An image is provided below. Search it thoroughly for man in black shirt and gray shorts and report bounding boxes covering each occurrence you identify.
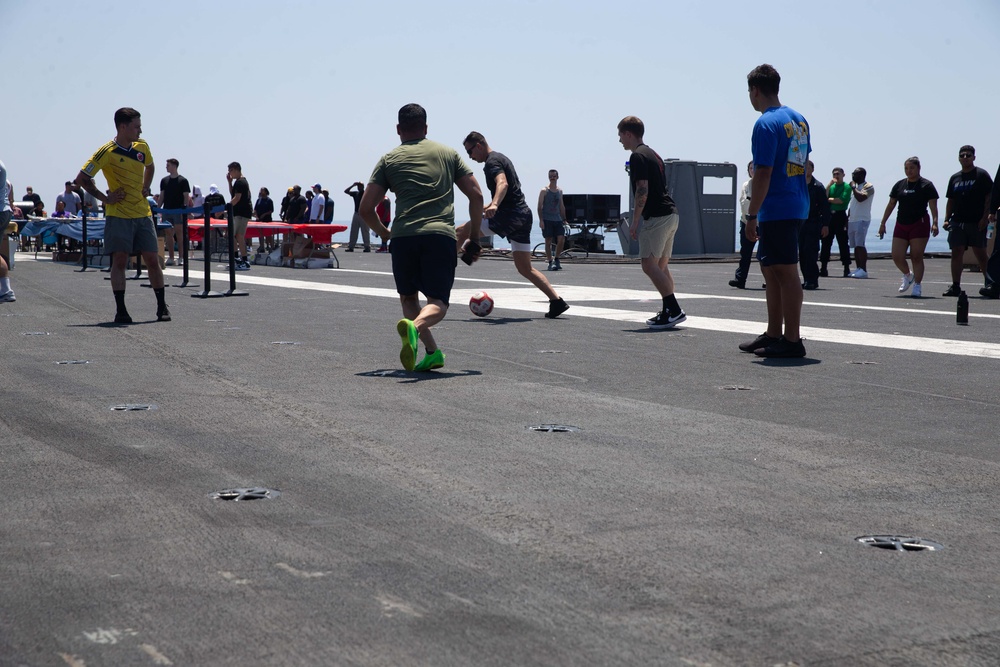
[460,132,568,319]
[617,116,686,329]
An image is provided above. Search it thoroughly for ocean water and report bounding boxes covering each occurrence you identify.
[327,220,953,257]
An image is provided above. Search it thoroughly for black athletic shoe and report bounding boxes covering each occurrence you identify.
[754,336,806,358]
[647,310,687,329]
[545,298,569,319]
[819,268,829,277]
[843,266,851,278]
[114,312,133,325]
[802,281,818,290]
[157,305,171,322]
[739,332,779,353]
[980,284,1000,299]
[728,279,746,289]
[344,247,354,252]
[942,284,962,297]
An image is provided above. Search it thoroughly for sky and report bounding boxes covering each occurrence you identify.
[3,0,999,250]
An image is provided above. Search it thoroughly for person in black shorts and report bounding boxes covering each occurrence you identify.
[458,132,568,319]
[942,145,993,296]
[358,103,484,372]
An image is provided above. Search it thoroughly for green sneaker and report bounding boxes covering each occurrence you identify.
[414,349,445,372]
[396,319,418,371]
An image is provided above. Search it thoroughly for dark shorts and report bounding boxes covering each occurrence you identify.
[947,221,986,249]
[756,219,802,267]
[893,214,930,242]
[541,219,565,239]
[162,213,185,228]
[488,208,532,245]
[390,233,457,306]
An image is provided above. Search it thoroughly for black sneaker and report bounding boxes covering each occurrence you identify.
[545,297,569,319]
[802,281,818,290]
[942,284,962,297]
[819,268,829,277]
[728,279,746,289]
[114,312,133,325]
[739,332,779,353]
[157,305,171,322]
[843,266,851,278]
[754,336,806,358]
[344,247,354,252]
[980,284,1000,299]
[647,310,686,329]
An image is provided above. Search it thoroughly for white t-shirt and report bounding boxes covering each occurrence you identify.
[309,193,325,221]
[847,182,875,222]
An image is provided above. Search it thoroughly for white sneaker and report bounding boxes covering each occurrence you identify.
[0,290,15,303]
[165,258,175,266]
[912,283,922,298]
[852,268,868,279]
[898,274,914,293]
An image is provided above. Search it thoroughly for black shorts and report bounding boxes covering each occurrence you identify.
[947,221,986,249]
[757,219,803,267]
[488,208,532,245]
[542,219,565,239]
[390,233,457,305]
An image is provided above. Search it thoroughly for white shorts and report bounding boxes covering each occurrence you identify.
[848,219,870,248]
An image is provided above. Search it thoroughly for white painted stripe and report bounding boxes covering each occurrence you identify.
[154,269,1000,360]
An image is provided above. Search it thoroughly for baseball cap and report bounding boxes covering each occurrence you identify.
[313,183,322,189]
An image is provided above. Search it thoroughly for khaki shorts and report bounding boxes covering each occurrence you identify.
[638,213,679,259]
[233,216,250,237]
[104,216,158,255]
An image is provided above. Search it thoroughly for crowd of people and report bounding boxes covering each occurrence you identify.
[3,69,1000,366]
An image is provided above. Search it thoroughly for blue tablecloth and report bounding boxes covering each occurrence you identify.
[20,218,171,242]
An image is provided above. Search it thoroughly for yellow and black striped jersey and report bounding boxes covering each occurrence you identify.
[81,139,153,218]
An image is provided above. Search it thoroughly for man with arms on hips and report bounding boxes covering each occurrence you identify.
[537,169,567,271]
[359,103,484,372]
[942,145,993,297]
[460,131,569,319]
[75,107,170,324]
[730,160,759,289]
[740,64,811,358]
[156,158,192,266]
[226,162,253,270]
[846,167,874,278]
[617,116,686,329]
[0,160,16,303]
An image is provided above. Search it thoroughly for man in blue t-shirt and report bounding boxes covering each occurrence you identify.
[740,64,811,359]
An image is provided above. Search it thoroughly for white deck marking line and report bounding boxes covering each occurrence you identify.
[158,270,1000,360]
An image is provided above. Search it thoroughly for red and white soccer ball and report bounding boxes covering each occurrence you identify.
[469,291,494,317]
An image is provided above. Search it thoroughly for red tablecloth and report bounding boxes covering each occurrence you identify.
[185,219,346,243]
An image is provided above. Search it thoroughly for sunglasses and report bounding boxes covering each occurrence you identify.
[959,153,974,158]
[465,142,479,156]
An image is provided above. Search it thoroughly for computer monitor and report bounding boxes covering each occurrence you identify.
[562,194,588,223]
[586,194,621,224]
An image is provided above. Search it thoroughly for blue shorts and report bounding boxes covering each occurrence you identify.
[542,219,565,239]
[390,233,457,305]
[488,208,532,245]
[756,219,802,267]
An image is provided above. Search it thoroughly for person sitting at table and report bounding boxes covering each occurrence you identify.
[51,200,77,218]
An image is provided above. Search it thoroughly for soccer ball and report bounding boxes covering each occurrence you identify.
[469,291,494,317]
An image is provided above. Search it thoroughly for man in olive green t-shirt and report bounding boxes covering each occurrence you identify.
[821,166,852,277]
[360,103,484,372]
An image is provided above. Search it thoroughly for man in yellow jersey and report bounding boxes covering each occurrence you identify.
[75,108,170,324]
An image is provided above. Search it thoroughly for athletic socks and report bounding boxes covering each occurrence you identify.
[154,287,166,308]
[114,289,127,314]
[663,294,681,317]
[0,277,10,293]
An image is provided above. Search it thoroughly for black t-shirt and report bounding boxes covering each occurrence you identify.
[159,175,191,209]
[629,144,677,219]
[890,177,939,225]
[946,167,993,223]
[203,192,226,219]
[484,152,530,218]
[231,177,253,217]
[254,196,274,222]
[286,194,308,223]
[324,196,334,222]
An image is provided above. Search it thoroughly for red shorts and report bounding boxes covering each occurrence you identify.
[893,214,930,242]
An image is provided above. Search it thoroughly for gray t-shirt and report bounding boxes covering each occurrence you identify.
[541,187,563,222]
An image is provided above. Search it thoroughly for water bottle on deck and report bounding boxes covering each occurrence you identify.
[957,291,969,325]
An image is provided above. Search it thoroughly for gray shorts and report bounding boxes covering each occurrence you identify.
[104,216,158,255]
[234,215,250,237]
[638,212,679,259]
